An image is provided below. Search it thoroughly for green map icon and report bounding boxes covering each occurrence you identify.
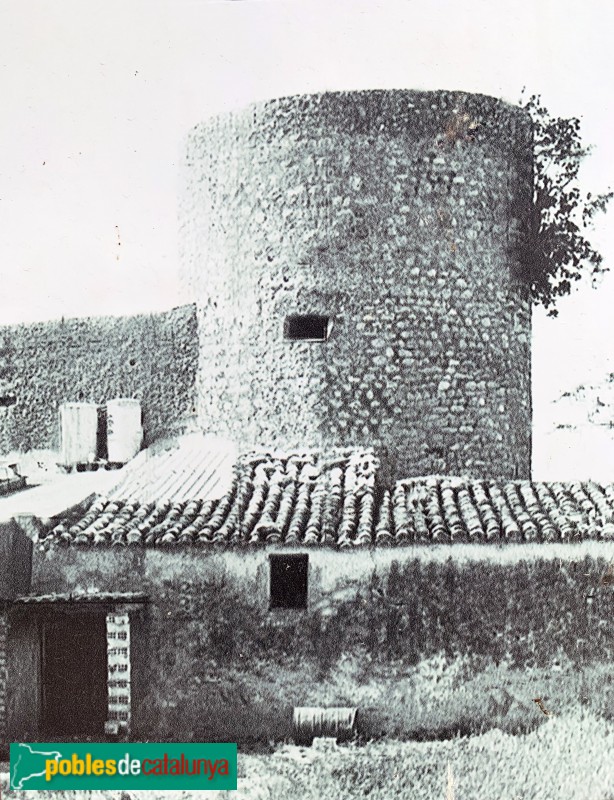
[10,743,63,789]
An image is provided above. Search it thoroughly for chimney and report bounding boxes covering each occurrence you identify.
[0,519,33,600]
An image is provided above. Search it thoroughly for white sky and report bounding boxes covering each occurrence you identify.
[1,0,613,479]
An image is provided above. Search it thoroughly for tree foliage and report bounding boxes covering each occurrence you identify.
[520,92,613,316]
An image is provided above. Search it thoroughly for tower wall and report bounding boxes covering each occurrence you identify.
[180,89,533,480]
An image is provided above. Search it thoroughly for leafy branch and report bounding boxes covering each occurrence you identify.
[519,92,613,317]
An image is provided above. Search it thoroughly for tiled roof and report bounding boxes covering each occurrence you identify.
[0,470,118,524]
[40,449,614,548]
[105,433,235,505]
[42,449,377,548]
[13,592,148,604]
[390,477,614,544]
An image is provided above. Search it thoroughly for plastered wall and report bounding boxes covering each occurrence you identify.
[3,542,610,744]
[0,611,8,745]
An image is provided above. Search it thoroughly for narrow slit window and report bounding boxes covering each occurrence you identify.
[269,554,309,609]
[284,315,331,341]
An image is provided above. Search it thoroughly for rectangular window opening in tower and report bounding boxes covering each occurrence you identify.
[284,315,331,342]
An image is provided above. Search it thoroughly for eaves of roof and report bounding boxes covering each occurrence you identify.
[13,591,148,604]
[39,448,614,549]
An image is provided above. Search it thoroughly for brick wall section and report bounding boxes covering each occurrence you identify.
[0,304,198,454]
[0,610,8,744]
[180,89,533,481]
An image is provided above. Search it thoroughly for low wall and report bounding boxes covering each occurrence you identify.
[0,304,198,455]
[6,542,612,743]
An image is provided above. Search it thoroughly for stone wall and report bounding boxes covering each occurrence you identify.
[0,610,7,747]
[0,304,198,455]
[180,89,533,481]
[4,542,612,744]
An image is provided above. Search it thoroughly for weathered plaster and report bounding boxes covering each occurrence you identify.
[6,542,610,743]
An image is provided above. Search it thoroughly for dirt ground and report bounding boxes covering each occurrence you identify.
[2,712,614,800]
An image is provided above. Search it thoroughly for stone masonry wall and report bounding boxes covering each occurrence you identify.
[0,304,198,454]
[180,89,533,481]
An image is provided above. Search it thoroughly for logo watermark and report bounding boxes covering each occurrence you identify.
[10,742,237,791]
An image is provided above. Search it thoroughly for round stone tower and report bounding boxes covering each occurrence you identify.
[180,89,533,481]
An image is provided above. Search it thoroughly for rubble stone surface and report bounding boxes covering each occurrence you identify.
[180,89,533,480]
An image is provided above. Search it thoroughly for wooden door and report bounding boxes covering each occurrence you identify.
[41,613,108,737]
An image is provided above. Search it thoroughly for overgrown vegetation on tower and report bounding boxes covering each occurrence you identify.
[520,93,613,316]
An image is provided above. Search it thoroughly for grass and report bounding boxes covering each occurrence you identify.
[242,713,614,800]
[2,712,614,799]
[5,651,614,798]
[174,650,614,742]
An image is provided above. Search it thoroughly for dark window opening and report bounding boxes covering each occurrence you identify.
[270,554,309,609]
[0,395,16,408]
[284,315,331,342]
[41,612,108,737]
